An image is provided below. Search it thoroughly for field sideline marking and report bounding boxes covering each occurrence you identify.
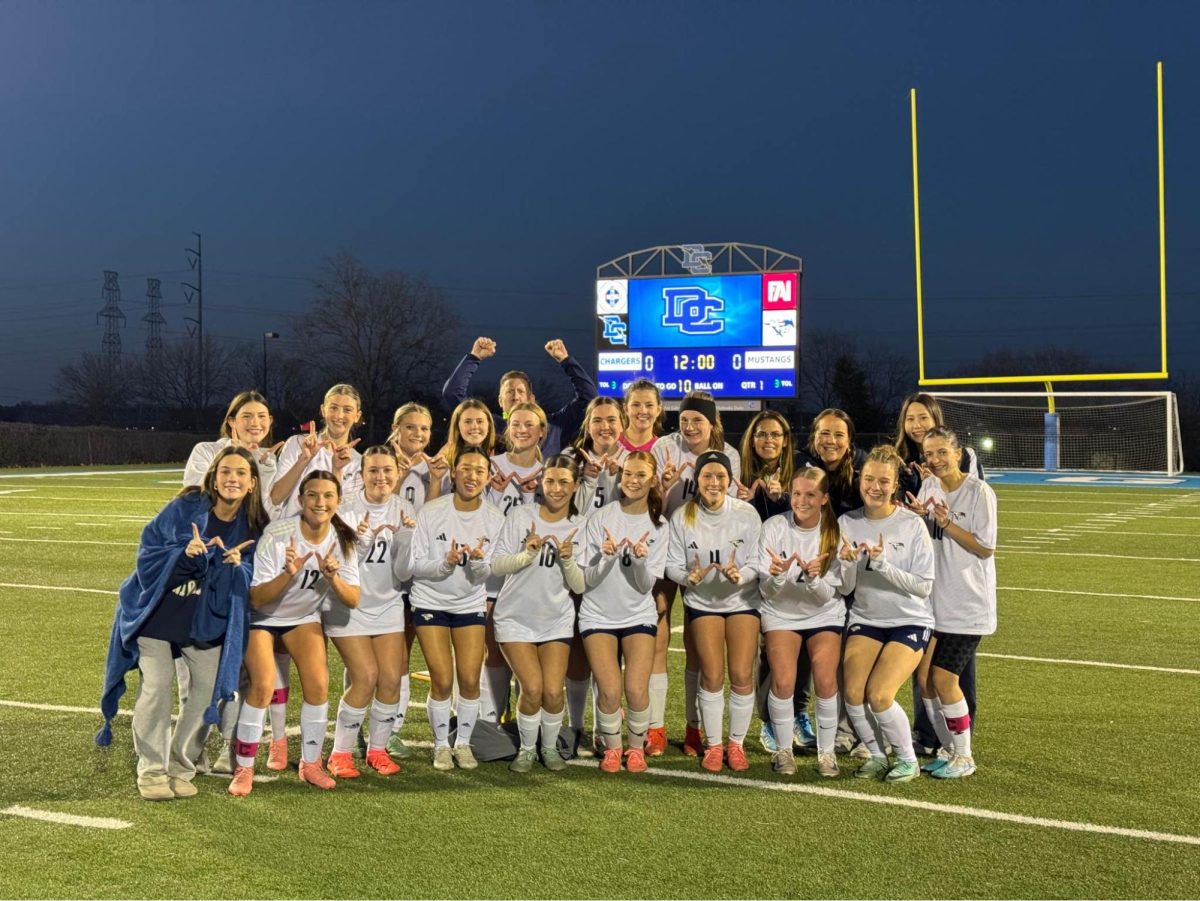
[0,468,183,479]
[0,537,139,547]
[998,549,1200,563]
[1,805,131,831]
[999,586,1200,603]
[978,652,1199,676]
[0,582,119,596]
[563,760,1200,847]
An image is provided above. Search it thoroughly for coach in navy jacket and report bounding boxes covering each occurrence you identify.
[440,336,598,456]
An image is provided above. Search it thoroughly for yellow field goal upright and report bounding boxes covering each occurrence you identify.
[910,62,1169,387]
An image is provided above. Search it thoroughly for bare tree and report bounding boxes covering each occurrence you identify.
[800,330,858,412]
[132,337,244,428]
[54,353,132,424]
[294,252,462,442]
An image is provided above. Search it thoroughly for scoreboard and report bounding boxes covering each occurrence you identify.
[594,271,800,401]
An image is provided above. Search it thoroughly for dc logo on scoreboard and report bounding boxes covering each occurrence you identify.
[662,287,724,335]
[763,273,798,311]
[596,279,628,315]
[600,314,628,346]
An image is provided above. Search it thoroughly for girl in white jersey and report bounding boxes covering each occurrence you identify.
[481,402,547,723]
[180,390,285,775]
[491,454,586,773]
[620,377,663,454]
[912,427,996,779]
[649,392,741,757]
[571,396,627,512]
[432,398,497,496]
[665,451,762,773]
[270,384,364,518]
[580,451,668,774]
[323,446,417,779]
[408,446,506,771]
[758,466,844,777]
[838,445,936,785]
[232,472,362,796]
[380,401,440,760]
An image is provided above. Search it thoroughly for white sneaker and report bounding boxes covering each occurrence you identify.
[453,745,479,770]
[833,732,855,754]
[816,752,840,778]
[432,746,454,771]
[771,748,796,775]
[849,740,872,760]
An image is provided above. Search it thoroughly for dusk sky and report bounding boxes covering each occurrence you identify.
[2,1,1197,404]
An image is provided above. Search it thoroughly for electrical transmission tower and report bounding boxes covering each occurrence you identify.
[143,277,165,361]
[96,270,126,362]
[182,232,204,408]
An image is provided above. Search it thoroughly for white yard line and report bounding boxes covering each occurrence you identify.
[0,468,183,479]
[998,586,1200,603]
[1,805,131,831]
[978,652,1199,676]
[0,582,118,596]
[999,549,1200,563]
[0,537,138,547]
[563,760,1200,847]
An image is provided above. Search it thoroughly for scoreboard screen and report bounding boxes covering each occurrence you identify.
[594,271,800,400]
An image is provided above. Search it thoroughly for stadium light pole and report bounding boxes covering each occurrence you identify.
[262,331,280,393]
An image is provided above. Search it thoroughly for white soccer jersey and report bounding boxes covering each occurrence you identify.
[484,453,545,597]
[322,493,416,637]
[408,494,506,614]
[578,503,667,631]
[491,505,585,643]
[665,497,763,614]
[917,474,997,635]
[250,516,361,628]
[652,433,742,517]
[838,506,935,629]
[275,434,363,518]
[757,513,846,632]
[399,458,432,512]
[182,438,279,502]
[567,446,626,511]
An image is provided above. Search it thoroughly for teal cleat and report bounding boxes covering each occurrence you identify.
[921,750,951,775]
[932,755,977,779]
[885,759,920,783]
[759,721,780,753]
[854,756,890,780]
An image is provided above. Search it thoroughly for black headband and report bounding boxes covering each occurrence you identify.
[678,396,718,425]
[694,450,732,482]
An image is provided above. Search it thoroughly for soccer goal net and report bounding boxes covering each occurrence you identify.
[929,392,1184,475]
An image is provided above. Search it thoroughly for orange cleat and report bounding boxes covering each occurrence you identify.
[228,766,255,797]
[365,748,400,776]
[266,738,289,772]
[701,744,724,773]
[645,727,667,757]
[326,751,361,779]
[599,748,623,773]
[625,748,648,773]
[726,741,750,772]
[682,725,704,757]
[298,758,337,789]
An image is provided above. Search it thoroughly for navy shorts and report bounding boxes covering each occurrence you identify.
[579,623,657,641]
[931,632,981,675]
[250,623,305,638]
[684,606,761,624]
[846,622,931,652]
[411,607,486,629]
[794,625,844,640]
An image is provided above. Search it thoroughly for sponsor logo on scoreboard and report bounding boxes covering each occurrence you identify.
[744,349,795,370]
[597,351,644,371]
[761,309,797,347]
[762,273,798,311]
[596,279,628,315]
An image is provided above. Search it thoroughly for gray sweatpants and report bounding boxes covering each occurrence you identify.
[133,637,220,785]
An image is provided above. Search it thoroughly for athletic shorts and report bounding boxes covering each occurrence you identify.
[846,622,931,652]
[931,632,981,675]
[250,623,306,638]
[410,607,486,629]
[579,623,657,641]
[781,624,844,641]
[684,606,761,624]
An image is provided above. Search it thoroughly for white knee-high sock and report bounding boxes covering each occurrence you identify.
[270,653,290,741]
[368,699,399,751]
[684,669,701,729]
[597,707,623,750]
[922,696,954,753]
[698,687,724,747]
[333,699,367,754]
[768,691,794,749]
[481,665,511,723]
[648,673,668,728]
[627,705,650,750]
[299,702,329,764]
[427,696,452,749]
[517,710,540,751]
[566,678,590,731]
[873,701,916,763]
[392,674,410,735]
[728,689,754,746]
[540,707,564,751]
[942,697,973,758]
[815,694,840,754]
[455,697,480,747]
[846,702,885,758]
[234,703,266,768]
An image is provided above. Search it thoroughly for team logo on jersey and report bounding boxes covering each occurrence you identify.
[600,314,628,346]
[889,542,906,551]
[662,287,724,335]
[688,541,699,549]
[436,532,447,541]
